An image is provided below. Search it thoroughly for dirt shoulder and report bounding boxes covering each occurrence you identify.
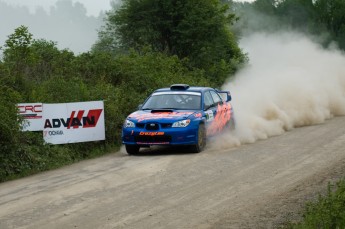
[0,117,345,229]
[210,154,345,229]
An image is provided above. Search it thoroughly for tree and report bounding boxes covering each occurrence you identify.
[3,26,33,72]
[313,0,345,49]
[232,0,345,51]
[94,0,245,85]
[253,0,278,15]
[276,0,315,29]
[1,26,36,95]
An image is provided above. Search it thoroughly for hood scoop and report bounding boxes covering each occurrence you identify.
[151,109,174,113]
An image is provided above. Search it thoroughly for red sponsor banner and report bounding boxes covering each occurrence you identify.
[43,101,105,144]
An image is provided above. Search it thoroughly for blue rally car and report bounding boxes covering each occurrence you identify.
[122,84,234,154]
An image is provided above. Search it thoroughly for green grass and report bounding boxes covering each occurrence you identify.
[289,179,345,229]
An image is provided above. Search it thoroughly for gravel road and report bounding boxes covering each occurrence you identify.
[1,117,345,229]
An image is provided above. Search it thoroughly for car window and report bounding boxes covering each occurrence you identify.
[142,92,201,110]
[204,91,214,109]
[210,91,222,105]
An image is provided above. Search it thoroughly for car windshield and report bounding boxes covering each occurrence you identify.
[142,92,201,110]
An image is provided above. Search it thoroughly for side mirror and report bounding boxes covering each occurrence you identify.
[217,90,232,102]
[226,92,232,102]
[137,104,143,110]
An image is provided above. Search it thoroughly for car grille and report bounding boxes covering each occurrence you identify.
[136,123,145,128]
[145,123,159,130]
[135,135,172,143]
[136,123,172,129]
[135,123,173,129]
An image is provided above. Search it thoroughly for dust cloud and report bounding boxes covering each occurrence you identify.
[212,32,345,149]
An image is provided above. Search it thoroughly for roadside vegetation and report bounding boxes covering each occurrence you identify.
[287,179,345,228]
[229,0,345,51]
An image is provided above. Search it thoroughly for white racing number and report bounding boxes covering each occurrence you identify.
[205,110,214,122]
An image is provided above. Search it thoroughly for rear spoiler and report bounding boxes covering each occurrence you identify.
[216,90,232,102]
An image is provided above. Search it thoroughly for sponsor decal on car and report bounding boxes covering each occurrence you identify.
[205,110,214,122]
[139,132,165,136]
[130,111,193,122]
[207,103,232,135]
[194,113,202,118]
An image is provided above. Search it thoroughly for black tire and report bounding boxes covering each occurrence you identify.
[125,145,140,155]
[191,124,206,153]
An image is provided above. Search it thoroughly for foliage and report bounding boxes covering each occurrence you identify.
[231,0,345,50]
[3,25,33,65]
[291,179,345,229]
[94,0,246,85]
[0,80,22,179]
[29,39,74,82]
[313,0,345,49]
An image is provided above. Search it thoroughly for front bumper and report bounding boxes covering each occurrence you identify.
[122,125,198,146]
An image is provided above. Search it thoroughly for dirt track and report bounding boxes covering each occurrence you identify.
[1,117,345,229]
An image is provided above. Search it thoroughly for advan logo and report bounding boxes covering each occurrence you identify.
[44,109,103,129]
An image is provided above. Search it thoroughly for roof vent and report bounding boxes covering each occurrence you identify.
[170,84,190,90]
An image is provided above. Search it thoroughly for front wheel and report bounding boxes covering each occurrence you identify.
[191,124,206,153]
[125,145,140,155]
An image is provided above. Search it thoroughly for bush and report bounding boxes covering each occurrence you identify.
[292,179,345,229]
[0,81,22,179]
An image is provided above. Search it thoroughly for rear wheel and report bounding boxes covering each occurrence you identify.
[125,145,140,155]
[191,124,206,153]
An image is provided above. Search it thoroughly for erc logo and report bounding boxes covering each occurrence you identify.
[17,104,43,119]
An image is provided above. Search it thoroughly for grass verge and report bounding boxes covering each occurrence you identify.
[288,178,345,228]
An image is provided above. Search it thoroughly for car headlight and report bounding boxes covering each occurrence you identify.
[172,119,191,128]
[124,119,135,128]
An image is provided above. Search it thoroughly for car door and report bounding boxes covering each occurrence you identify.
[203,90,217,135]
[204,90,230,135]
